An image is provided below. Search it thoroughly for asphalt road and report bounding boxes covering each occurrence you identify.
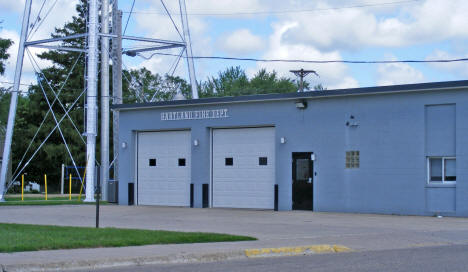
[74,244,468,272]
[3,206,468,271]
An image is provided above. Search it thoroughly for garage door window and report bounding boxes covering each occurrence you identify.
[225,157,233,166]
[178,158,186,166]
[149,158,157,166]
[259,157,268,166]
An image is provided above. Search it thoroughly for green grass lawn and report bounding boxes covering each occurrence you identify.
[0,200,108,206]
[5,196,72,201]
[1,195,107,206]
[0,223,256,253]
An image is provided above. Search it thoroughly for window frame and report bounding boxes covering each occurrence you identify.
[427,156,456,184]
[345,150,360,169]
[225,157,233,166]
[178,158,186,167]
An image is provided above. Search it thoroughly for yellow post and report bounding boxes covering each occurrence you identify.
[77,157,90,201]
[69,174,72,200]
[79,183,83,200]
[79,171,86,200]
[21,175,24,201]
[44,174,48,200]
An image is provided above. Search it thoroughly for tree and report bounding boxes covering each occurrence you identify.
[0,33,13,127]
[200,66,298,97]
[0,89,10,127]
[0,35,13,76]
[122,68,191,103]
[313,84,327,91]
[250,69,298,94]
[200,66,250,97]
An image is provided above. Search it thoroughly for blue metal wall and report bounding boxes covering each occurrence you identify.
[117,88,468,216]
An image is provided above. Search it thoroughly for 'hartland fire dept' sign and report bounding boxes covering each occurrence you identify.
[161,109,229,121]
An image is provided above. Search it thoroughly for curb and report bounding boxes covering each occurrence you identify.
[2,251,247,272]
[245,244,351,258]
[2,244,351,272]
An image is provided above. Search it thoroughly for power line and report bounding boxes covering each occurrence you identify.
[160,0,183,41]
[29,0,47,34]
[123,0,421,16]
[0,81,84,91]
[0,81,33,87]
[137,52,468,65]
[123,0,136,35]
[28,0,59,40]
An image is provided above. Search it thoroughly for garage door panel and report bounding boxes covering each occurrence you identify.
[213,127,275,209]
[137,131,191,206]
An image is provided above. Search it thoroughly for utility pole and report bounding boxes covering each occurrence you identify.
[84,0,99,202]
[179,0,199,99]
[100,0,110,201]
[290,69,319,92]
[112,2,122,186]
[0,0,32,201]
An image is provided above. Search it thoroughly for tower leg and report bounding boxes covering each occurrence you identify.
[84,0,100,202]
[179,0,199,99]
[0,0,33,200]
[100,0,110,201]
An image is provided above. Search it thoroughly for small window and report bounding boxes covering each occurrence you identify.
[445,159,456,181]
[178,158,186,166]
[149,159,156,166]
[259,157,268,166]
[429,157,456,183]
[225,157,233,166]
[429,158,442,181]
[345,151,360,168]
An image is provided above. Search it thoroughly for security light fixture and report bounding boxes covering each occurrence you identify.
[280,137,286,144]
[295,100,307,109]
[121,141,127,149]
[193,139,199,146]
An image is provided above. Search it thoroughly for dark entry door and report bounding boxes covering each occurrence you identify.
[292,152,314,210]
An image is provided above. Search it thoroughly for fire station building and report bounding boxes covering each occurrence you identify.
[113,80,468,216]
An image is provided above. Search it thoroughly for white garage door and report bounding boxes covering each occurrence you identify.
[212,127,275,209]
[137,130,191,206]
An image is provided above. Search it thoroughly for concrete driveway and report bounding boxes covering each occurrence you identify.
[2,204,468,251]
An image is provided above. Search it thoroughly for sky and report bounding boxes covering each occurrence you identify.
[0,0,468,92]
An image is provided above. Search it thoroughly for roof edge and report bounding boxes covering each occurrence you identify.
[112,80,468,111]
